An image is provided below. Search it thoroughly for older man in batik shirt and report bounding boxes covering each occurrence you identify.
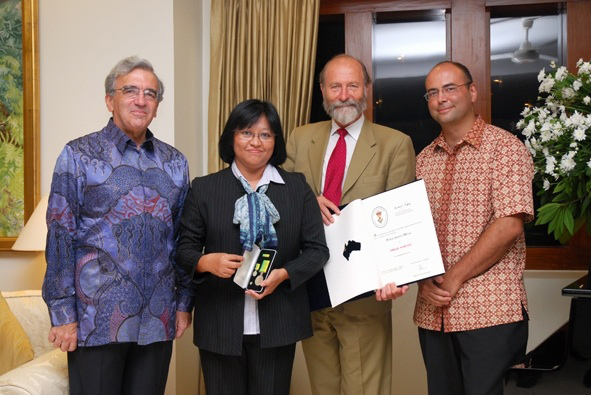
[42,56,193,395]
[414,61,534,395]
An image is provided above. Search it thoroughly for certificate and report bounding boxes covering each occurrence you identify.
[323,179,444,307]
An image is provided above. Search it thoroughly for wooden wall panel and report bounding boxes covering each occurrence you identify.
[566,0,591,72]
[450,0,490,122]
[345,12,374,121]
[486,0,562,5]
[321,0,450,14]
[528,230,591,270]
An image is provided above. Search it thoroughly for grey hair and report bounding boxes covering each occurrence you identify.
[104,56,165,102]
[319,54,372,86]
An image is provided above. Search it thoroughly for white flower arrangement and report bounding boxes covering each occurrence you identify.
[517,59,591,242]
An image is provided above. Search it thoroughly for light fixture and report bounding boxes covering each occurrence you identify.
[12,195,49,251]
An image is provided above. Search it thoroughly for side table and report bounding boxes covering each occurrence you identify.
[562,274,591,388]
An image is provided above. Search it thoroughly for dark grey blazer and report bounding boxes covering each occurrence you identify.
[176,167,329,356]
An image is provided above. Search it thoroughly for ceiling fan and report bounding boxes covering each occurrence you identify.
[511,18,539,63]
[491,17,557,64]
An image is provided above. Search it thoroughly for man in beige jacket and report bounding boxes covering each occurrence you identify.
[284,54,416,395]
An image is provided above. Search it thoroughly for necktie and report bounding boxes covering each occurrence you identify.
[323,128,348,205]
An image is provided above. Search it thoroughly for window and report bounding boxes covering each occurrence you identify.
[373,11,446,155]
[310,15,345,124]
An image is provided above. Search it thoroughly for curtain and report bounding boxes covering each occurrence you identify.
[208,0,320,172]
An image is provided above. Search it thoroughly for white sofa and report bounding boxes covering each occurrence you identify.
[0,290,68,394]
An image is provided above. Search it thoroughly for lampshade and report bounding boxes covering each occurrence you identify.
[12,195,49,251]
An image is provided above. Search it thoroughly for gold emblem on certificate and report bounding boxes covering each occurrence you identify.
[371,206,388,228]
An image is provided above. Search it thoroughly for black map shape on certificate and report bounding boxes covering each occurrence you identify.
[343,240,361,261]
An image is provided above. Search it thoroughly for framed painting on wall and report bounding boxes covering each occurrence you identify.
[0,0,40,250]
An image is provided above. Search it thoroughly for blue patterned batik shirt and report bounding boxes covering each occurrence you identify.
[43,118,194,347]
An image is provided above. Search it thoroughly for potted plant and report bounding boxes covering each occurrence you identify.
[517,59,591,243]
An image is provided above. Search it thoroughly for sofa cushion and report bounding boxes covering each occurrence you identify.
[0,348,69,394]
[3,290,54,357]
[0,292,34,375]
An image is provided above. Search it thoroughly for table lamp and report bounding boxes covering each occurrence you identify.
[12,195,49,251]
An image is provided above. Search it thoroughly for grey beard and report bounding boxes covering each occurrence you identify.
[323,98,367,126]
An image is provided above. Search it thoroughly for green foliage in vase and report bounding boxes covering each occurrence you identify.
[517,59,591,242]
[0,0,25,237]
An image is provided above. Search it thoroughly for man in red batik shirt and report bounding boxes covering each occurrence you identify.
[414,61,534,395]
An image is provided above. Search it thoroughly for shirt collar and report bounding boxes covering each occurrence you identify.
[331,114,364,141]
[433,115,485,153]
[105,118,155,154]
[231,162,285,189]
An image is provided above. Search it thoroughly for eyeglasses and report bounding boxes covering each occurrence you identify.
[235,129,275,142]
[424,82,472,101]
[114,86,161,101]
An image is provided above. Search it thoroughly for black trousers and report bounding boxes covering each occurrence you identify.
[68,341,173,395]
[419,319,528,395]
[199,335,296,395]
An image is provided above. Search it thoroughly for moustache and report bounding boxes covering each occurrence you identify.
[330,99,359,109]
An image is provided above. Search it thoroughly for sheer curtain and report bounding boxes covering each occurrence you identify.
[208,0,319,172]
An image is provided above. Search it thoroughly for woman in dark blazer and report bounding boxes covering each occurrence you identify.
[176,99,329,395]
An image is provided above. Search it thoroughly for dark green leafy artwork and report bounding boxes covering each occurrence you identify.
[0,0,24,237]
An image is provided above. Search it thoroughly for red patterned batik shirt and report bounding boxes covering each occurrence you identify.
[413,116,534,332]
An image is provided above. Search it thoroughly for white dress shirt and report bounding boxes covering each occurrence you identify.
[321,115,364,195]
[231,161,285,335]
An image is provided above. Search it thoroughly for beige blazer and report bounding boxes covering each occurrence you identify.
[284,119,416,314]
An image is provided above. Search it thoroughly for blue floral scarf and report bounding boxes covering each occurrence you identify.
[233,175,279,251]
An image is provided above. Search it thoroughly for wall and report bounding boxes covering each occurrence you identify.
[172,0,210,393]
[0,252,46,291]
[524,270,586,351]
[38,1,176,194]
[174,0,209,179]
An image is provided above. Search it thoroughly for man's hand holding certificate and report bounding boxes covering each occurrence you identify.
[323,179,444,307]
